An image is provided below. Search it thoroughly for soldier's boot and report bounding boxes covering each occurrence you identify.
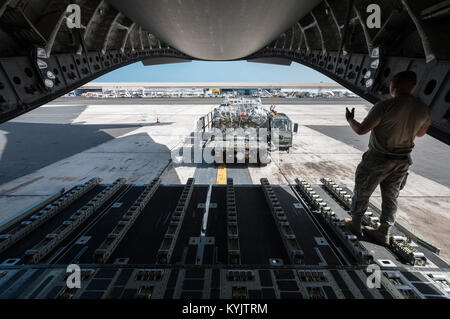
[344,217,362,236]
[364,224,391,246]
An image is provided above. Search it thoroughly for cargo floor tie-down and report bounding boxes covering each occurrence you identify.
[0,177,448,299]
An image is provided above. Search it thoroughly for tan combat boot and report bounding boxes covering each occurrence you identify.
[344,217,362,236]
[364,224,391,246]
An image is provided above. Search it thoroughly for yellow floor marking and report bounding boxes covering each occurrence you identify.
[216,164,227,185]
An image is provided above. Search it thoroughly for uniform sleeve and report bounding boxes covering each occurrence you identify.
[363,101,386,126]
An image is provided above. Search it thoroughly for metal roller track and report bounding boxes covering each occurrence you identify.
[93,178,161,264]
[321,177,427,266]
[260,178,304,265]
[287,183,350,267]
[320,178,381,231]
[0,178,448,299]
[226,178,241,265]
[0,188,65,234]
[295,178,374,265]
[24,178,126,264]
[156,178,195,264]
[0,177,101,255]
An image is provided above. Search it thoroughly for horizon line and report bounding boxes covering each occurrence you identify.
[87,81,342,87]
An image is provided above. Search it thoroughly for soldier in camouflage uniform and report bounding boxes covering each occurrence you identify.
[344,71,431,245]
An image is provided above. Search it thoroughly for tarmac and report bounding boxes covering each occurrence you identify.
[0,97,448,262]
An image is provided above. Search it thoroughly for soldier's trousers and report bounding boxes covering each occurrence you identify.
[351,150,411,233]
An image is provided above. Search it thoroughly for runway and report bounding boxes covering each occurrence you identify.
[0,97,449,262]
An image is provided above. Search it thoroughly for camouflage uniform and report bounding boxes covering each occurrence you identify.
[351,149,410,234]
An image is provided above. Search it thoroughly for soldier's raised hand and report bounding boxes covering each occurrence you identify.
[346,107,355,121]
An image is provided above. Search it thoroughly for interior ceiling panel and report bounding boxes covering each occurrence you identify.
[107,0,323,60]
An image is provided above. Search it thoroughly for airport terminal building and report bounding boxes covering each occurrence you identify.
[75,82,345,97]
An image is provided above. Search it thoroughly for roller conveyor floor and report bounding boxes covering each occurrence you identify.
[0,177,449,299]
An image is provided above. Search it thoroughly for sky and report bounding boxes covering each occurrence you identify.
[94,60,334,83]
